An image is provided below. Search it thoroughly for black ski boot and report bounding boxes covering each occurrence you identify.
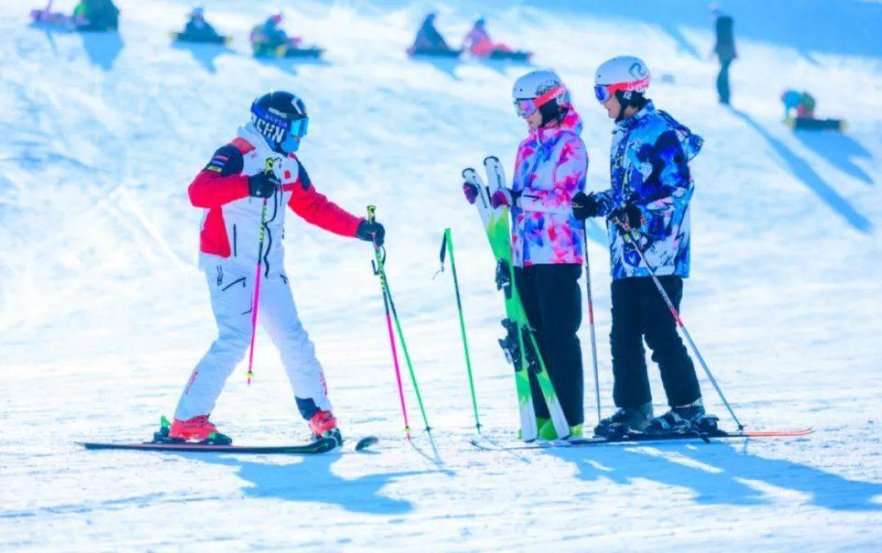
[645,398,708,435]
[594,403,653,438]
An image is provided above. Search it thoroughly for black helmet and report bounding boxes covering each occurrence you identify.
[250,91,309,154]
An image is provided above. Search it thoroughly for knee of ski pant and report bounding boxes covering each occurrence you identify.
[274,325,317,357]
[643,319,687,357]
[609,327,644,359]
[207,330,251,362]
[649,340,692,369]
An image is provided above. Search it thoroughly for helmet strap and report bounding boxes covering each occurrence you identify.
[614,90,648,122]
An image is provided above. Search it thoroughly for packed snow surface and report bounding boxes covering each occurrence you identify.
[2,1,881,551]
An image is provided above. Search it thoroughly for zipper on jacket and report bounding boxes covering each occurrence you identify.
[233,224,237,257]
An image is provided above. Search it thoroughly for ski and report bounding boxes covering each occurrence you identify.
[463,164,536,441]
[484,155,570,440]
[470,428,813,451]
[78,435,379,455]
[462,156,570,441]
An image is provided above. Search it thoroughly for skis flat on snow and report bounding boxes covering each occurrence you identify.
[469,428,813,451]
[78,435,379,455]
[463,156,570,442]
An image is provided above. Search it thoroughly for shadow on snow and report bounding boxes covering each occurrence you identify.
[178,451,435,515]
[728,107,872,234]
[547,440,882,511]
[793,130,875,186]
[171,41,235,74]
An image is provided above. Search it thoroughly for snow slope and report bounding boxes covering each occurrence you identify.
[1,0,881,551]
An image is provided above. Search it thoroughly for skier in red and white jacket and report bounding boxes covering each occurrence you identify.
[167,91,384,446]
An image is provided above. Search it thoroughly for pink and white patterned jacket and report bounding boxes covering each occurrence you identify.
[511,108,588,267]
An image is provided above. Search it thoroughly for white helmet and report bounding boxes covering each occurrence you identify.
[511,69,570,119]
[593,56,651,103]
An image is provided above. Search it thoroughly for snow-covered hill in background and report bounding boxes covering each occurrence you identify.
[1,0,881,551]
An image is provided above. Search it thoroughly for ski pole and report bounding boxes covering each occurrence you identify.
[582,229,602,424]
[245,160,274,385]
[367,205,412,439]
[384,279,432,433]
[619,223,744,430]
[439,228,481,433]
[367,209,431,433]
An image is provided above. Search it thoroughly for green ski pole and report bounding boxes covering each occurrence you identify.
[368,206,432,433]
[439,228,481,433]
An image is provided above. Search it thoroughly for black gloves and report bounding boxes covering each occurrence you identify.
[572,191,599,220]
[463,182,479,204]
[356,219,385,246]
[610,204,644,230]
[248,171,280,198]
[573,191,645,231]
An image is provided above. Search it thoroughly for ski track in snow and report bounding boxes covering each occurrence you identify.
[1,1,881,551]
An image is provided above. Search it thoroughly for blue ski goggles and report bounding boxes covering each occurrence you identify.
[594,84,613,103]
[278,117,308,153]
[252,105,309,153]
[288,117,309,139]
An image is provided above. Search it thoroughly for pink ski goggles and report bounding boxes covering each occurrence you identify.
[514,85,567,118]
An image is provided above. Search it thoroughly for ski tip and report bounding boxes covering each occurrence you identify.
[483,155,499,164]
[462,167,475,178]
[355,436,380,451]
[742,428,814,438]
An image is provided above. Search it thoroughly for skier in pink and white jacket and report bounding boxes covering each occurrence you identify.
[474,70,589,438]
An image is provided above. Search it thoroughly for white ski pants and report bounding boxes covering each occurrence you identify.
[174,265,332,421]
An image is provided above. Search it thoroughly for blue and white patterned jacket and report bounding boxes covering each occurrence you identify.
[595,101,704,280]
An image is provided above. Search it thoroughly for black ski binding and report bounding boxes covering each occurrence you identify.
[495,259,512,298]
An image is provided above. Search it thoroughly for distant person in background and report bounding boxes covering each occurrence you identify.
[796,92,816,118]
[182,7,221,43]
[781,90,817,120]
[412,13,451,52]
[73,0,119,31]
[250,12,300,55]
[711,5,736,105]
[462,17,512,58]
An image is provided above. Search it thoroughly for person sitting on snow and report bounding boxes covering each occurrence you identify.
[411,13,451,52]
[461,17,512,58]
[781,90,817,120]
[250,12,300,56]
[181,7,221,43]
[72,0,119,31]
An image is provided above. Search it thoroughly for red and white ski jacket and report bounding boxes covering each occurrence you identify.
[189,123,363,274]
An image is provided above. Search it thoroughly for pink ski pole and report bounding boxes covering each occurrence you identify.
[367,205,411,439]
[246,164,274,385]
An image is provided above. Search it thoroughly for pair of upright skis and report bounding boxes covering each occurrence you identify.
[463,156,570,442]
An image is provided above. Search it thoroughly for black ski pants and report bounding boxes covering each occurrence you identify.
[515,263,584,426]
[610,276,701,409]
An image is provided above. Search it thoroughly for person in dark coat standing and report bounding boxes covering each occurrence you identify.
[711,6,736,105]
[412,13,452,52]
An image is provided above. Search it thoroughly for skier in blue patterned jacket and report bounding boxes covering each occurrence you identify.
[573,56,712,437]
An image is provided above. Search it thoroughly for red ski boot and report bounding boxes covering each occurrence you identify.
[309,410,342,446]
[167,415,232,445]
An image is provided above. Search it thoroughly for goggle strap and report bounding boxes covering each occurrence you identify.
[533,85,566,110]
[604,77,651,96]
